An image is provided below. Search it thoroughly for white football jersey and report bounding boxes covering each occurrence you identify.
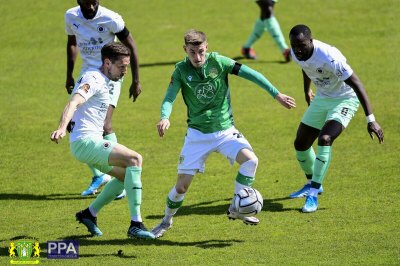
[65,6,125,71]
[70,69,110,142]
[292,40,356,98]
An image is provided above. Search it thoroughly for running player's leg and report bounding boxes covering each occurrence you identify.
[259,0,291,61]
[152,128,210,238]
[303,98,359,212]
[217,127,259,225]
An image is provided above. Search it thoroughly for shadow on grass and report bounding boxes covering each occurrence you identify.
[0,193,92,201]
[58,236,243,249]
[232,55,289,64]
[1,235,241,259]
[147,196,301,220]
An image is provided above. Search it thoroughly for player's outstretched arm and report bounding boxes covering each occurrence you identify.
[156,119,170,138]
[275,93,296,109]
[51,94,85,144]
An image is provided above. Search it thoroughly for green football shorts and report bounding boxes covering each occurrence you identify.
[70,136,117,174]
[301,96,360,129]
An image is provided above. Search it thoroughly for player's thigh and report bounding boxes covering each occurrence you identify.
[108,143,142,168]
[178,128,215,174]
[217,127,253,165]
[70,137,116,173]
[301,97,330,130]
[326,97,359,128]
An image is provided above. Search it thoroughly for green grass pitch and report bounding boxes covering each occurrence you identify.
[0,0,399,265]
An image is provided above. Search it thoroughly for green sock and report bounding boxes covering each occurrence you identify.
[124,166,142,218]
[235,172,255,186]
[90,178,124,212]
[296,147,316,176]
[88,165,103,177]
[104,132,117,142]
[264,16,288,52]
[244,19,265,48]
[312,146,332,184]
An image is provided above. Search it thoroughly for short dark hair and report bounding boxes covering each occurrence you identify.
[289,24,312,39]
[101,42,130,63]
[184,29,207,45]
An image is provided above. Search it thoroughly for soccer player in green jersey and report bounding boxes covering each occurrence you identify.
[151,29,296,238]
[241,0,291,62]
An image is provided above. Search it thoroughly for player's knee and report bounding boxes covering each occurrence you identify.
[240,157,258,177]
[126,152,142,167]
[175,185,187,194]
[318,135,333,146]
[294,138,305,150]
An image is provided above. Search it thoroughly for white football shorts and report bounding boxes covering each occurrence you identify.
[177,126,253,175]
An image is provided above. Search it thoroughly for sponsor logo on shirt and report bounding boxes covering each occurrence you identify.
[195,82,216,104]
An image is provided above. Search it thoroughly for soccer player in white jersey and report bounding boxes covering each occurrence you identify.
[51,43,154,239]
[288,24,384,213]
[65,0,142,197]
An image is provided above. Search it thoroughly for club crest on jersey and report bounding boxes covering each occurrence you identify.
[195,82,216,104]
[97,26,106,33]
[208,68,219,79]
[316,68,324,74]
[187,76,193,82]
[103,142,111,149]
[81,84,90,93]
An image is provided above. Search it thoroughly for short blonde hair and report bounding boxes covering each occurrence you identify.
[184,29,207,45]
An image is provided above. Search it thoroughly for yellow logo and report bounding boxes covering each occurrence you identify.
[9,240,40,264]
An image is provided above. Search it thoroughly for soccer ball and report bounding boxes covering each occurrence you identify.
[233,187,263,216]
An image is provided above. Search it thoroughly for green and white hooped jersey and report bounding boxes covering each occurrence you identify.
[161,52,236,133]
[65,5,125,71]
[69,69,110,142]
[291,40,356,99]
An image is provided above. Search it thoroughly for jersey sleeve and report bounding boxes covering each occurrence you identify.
[328,48,353,81]
[109,12,125,34]
[215,54,236,74]
[73,74,100,101]
[64,12,74,35]
[160,69,182,119]
[237,64,279,98]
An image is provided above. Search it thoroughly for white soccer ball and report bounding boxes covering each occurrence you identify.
[234,187,263,216]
